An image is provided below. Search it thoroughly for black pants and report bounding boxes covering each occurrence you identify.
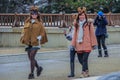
[77,52,89,72]
[96,35,107,51]
[69,47,76,76]
[70,48,76,63]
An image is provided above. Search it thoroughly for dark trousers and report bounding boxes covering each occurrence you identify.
[96,35,107,51]
[77,52,89,72]
[68,47,76,76]
[70,48,76,63]
[96,35,109,57]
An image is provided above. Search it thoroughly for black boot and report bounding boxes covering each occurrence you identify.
[98,50,102,57]
[104,50,109,57]
[37,66,43,77]
[68,62,75,77]
[28,73,34,79]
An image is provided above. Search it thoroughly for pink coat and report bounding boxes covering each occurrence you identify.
[71,22,97,53]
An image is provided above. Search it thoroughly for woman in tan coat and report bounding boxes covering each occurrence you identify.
[20,6,48,79]
[71,7,97,78]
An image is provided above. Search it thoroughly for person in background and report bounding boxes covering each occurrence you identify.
[71,7,97,78]
[63,15,77,77]
[20,6,48,79]
[94,11,109,57]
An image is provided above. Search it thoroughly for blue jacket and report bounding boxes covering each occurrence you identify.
[94,16,108,36]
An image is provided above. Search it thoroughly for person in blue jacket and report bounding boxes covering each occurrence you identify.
[64,25,76,77]
[94,11,109,57]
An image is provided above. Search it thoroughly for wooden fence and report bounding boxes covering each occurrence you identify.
[0,13,120,27]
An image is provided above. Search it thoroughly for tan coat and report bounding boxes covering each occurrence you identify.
[71,22,97,52]
[20,18,48,46]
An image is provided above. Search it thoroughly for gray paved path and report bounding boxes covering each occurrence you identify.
[0,44,120,80]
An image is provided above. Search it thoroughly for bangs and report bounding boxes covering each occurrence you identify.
[78,12,85,16]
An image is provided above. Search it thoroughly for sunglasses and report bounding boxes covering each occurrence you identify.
[31,11,38,15]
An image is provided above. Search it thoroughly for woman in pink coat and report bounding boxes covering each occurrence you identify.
[71,7,97,78]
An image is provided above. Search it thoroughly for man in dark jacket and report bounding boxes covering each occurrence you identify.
[94,11,109,57]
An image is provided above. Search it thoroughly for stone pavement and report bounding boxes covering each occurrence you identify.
[0,44,120,80]
[73,76,101,80]
[0,47,67,56]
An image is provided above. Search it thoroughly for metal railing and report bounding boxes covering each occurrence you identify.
[0,13,120,27]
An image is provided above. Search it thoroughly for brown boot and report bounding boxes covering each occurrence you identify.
[80,72,84,78]
[80,71,89,78]
[84,71,89,77]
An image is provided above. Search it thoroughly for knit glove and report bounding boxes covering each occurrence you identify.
[92,45,97,50]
